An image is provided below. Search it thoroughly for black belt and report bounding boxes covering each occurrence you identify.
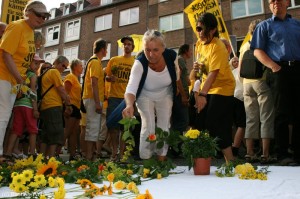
[275,61,300,67]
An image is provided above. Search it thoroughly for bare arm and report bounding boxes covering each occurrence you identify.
[57,85,71,105]
[64,81,72,94]
[196,70,219,112]
[3,51,24,84]
[254,49,281,73]
[176,79,189,106]
[91,76,102,114]
[122,93,136,118]
[30,75,39,118]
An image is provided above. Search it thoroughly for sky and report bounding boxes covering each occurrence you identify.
[0,0,77,14]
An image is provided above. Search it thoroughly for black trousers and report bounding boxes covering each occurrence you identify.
[266,64,300,159]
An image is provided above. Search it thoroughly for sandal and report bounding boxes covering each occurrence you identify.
[0,154,15,165]
[260,155,277,165]
[245,154,259,163]
[12,153,28,159]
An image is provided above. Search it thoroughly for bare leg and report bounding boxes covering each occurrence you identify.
[85,141,95,160]
[262,138,270,157]
[222,146,234,163]
[80,125,86,157]
[232,127,245,148]
[47,144,57,158]
[5,133,18,155]
[28,134,36,155]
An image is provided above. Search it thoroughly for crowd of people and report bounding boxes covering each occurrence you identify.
[0,0,299,166]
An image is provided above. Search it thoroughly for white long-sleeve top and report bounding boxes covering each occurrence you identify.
[232,68,244,101]
[125,57,180,99]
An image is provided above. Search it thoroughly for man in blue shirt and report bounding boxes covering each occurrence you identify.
[251,0,300,165]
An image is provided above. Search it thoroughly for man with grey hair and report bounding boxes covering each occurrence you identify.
[251,0,300,165]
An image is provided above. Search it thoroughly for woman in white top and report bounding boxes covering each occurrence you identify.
[122,30,180,161]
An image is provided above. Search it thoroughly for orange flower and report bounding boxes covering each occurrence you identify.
[36,162,58,177]
[107,173,115,182]
[77,165,90,172]
[148,134,156,141]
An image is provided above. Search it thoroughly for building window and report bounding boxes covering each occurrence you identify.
[101,0,112,5]
[64,4,70,15]
[45,24,60,47]
[159,0,168,2]
[44,50,58,64]
[64,46,79,62]
[231,0,263,19]
[77,0,84,11]
[159,13,183,32]
[102,43,111,61]
[49,9,56,20]
[119,7,139,26]
[95,14,112,32]
[290,0,300,7]
[65,19,81,42]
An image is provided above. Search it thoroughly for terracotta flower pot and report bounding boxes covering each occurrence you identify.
[193,157,211,175]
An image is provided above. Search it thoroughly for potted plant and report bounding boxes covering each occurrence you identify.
[181,129,218,175]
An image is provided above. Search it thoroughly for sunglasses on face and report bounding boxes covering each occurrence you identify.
[196,26,203,32]
[31,10,48,20]
[62,64,68,70]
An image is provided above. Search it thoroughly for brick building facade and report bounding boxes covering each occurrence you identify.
[38,0,300,70]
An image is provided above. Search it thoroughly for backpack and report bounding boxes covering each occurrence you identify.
[240,42,265,79]
[37,68,54,110]
[80,57,98,113]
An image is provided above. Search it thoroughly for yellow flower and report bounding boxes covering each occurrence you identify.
[21,85,30,93]
[157,173,162,179]
[28,181,39,189]
[114,180,126,190]
[11,172,18,178]
[54,188,66,199]
[40,194,46,199]
[143,168,150,175]
[13,184,28,193]
[185,129,200,139]
[25,77,30,85]
[12,174,26,185]
[136,189,153,199]
[22,170,34,182]
[56,177,65,188]
[34,174,47,187]
[107,173,115,182]
[48,176,57,187]
[126,182,136,191]
[0,175,3,182]
[127,170,133,175]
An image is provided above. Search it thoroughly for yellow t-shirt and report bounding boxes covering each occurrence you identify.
[82,56,104,102]
[196,37,235,96]
[0,19,35,85]
[105,55,135,98]
[64,73,81,109]
[40,69,64,110]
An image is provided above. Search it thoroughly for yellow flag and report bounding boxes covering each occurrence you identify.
[1,0,29,24]
[117,34,144,53]
[184,0,230,41]
[239,32,251,52]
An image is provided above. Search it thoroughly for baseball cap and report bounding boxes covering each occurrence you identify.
[121,36,134,45]
[25,1,51,17]
[33,54,45,63]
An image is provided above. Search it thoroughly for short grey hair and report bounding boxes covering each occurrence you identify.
[143,30,166,49]
[53,55,69,66]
